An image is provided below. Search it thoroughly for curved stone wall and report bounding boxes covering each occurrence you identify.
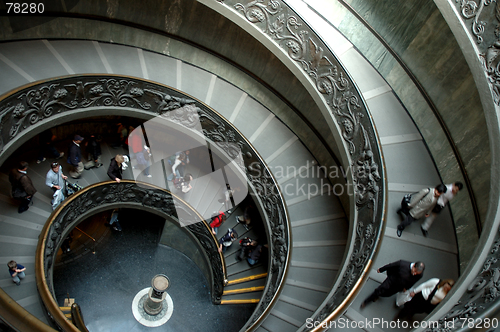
[199,0,387,326]
[308,0,486,268]
[0,0,483,269]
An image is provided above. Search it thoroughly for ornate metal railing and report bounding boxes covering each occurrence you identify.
[205,0,387,330]
[335,0,482,238]
[0,75,291,330]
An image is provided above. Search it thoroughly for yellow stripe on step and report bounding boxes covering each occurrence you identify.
[223,286,265,295]
[220,299,260,304]
[226,273,268,285]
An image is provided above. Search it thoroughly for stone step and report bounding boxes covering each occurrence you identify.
[225,276,268,289]
[223,285,265,296]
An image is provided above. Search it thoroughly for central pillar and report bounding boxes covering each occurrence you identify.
[143,274,170,315]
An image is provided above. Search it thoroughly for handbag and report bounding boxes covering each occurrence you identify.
[400,193,412,214]
[181,184,191,193]
[396,289,413,307]
[65,180,83,196]
[400,190,427,214]
[52,189,64,210]
[432,203,445,214]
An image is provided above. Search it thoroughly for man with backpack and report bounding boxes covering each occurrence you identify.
[210,211,226,235]
[397,184,447,237]
[68,135,84,179]
[420,182,463,237]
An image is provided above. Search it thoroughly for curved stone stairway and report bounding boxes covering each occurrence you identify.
[282,2,460,331]
[0,40,349,331]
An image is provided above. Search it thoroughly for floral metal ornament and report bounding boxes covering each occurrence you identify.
[217,0,385,329]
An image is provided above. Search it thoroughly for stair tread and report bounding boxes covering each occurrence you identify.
[221,291,263,301]
[225,278,267,290]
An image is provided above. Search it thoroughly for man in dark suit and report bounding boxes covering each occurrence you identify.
[361,260,425,308]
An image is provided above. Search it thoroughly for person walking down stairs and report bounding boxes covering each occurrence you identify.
[68,135,84,179]
[361,260,425,309]
[9,161,36,213]
[396,185,446,237]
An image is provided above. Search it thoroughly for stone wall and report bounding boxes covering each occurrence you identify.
[310,0,488,268]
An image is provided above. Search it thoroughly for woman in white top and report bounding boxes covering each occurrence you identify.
[397,278,454,319]
[167,152,186,181]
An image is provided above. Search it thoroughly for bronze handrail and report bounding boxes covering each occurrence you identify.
[74,227,96,255]
[0,287,57,332]
[70,304,89,332]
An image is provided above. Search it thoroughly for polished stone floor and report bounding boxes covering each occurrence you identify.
[53,210,255,332]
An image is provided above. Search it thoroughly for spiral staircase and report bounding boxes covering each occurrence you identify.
[1,0,497,331]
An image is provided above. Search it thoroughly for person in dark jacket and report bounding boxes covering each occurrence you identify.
[107,154,124,183]
[361,260,425,308]
[84,134,103,169]
[9,161,37,213]
[37,129,64,164]
[68,135,84,178]
[247,244,263,266]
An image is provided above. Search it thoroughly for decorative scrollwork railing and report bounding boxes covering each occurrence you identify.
[0,75,290,329]
[209,0,386,329]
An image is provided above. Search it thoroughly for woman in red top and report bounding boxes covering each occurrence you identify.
[210,212,226,235]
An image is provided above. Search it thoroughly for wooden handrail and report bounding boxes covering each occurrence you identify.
[70,304,89,332]
[0,287,57,332]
